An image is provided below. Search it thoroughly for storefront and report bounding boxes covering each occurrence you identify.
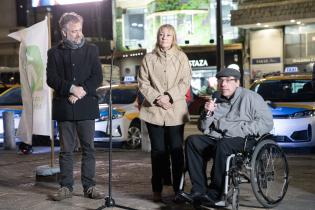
[182,44,243,96]
[231,0,315,79]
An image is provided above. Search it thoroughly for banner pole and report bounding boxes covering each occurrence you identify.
[46,11,54,168]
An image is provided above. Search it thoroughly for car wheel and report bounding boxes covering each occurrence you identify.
[125,121,141,149]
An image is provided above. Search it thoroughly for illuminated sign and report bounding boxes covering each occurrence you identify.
[252,57,281,65]
[284,66,298,73]
[32,0,103,7]
[189,59,209,67]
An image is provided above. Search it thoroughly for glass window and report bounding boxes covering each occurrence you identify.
[285,24,315,59]
[251,80,315,102]
[129,14,144,40]
[97,88,138,104]
[161,14,177,26]
[191,67,217,96]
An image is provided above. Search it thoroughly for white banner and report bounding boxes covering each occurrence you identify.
[8,17,52,143]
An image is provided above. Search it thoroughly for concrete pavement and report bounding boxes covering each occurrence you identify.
[0,122,315,210]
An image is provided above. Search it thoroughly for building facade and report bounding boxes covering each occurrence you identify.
[116,0,242,95]
[231,0,315,85]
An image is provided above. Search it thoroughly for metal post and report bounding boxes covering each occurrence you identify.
[216,0,225,71]
[3,112,16,150]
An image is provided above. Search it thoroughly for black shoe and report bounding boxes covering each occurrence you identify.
[176,191,194,203]
[195,194,217,207]
[19,142,33,154]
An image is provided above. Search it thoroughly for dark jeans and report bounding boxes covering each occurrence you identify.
[146,122,185,194]
[58,120,96,192]
[186,135,245,198]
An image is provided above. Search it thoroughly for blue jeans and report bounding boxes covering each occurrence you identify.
[58,120,96,192]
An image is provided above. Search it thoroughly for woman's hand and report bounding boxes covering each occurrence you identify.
[156,95,172,110]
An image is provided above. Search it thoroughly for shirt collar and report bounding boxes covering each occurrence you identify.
[156,46,179,57]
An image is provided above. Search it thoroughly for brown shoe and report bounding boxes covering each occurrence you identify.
[50,187,72,201]
[153,192,161,202]
[84,186,104,199]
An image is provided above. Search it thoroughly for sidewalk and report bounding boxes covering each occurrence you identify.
[0,147,195,210]
[1,147,315,210]
[0,121,315,210]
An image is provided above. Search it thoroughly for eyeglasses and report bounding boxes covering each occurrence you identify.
[217,78,236,84]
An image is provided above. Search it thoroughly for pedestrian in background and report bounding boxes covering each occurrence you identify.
[138,24,192,202]
[46,12,103,201]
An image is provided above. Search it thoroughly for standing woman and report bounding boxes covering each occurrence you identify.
[138,24,192,202]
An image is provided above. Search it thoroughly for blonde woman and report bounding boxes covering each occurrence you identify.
[138,24,192,202]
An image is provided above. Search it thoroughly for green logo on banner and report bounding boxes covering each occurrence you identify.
[26,45,44,93]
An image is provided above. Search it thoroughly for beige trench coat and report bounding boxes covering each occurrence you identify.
[138,47,192,126]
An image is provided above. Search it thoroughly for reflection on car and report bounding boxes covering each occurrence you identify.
[251,73,315,149]
[0,86,22,143]
[96,83,141,149]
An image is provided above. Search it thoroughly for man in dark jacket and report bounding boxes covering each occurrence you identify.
[46,12,103,201]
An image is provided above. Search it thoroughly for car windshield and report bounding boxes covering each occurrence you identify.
[97,88,138,104]
[251,79,315,102]
[0,88,22,105]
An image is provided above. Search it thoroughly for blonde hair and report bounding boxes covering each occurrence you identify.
[154,24,180,51]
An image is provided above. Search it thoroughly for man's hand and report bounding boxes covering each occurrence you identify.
[68,95,79,104]
[204,99,217,113]
[70,85,86,99]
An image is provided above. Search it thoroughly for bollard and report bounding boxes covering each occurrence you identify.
[3,111,16,150]
[141,120,151,152]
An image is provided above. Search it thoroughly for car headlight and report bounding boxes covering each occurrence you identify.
[112,112,124,119]
[290,110,315,118]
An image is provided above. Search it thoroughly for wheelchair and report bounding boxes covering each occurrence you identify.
[179,134,289,210]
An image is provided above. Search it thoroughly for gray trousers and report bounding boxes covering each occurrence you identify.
[58,120,96,192]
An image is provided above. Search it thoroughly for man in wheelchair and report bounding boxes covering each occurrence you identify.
[182,68,274,207]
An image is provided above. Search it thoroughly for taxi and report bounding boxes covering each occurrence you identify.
[95,83,141,149]
[251,72,315,149]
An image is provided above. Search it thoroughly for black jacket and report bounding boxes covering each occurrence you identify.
[46,42,103,121]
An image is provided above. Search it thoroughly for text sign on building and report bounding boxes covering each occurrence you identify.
[252,57,281,65]
[189,59,209,67]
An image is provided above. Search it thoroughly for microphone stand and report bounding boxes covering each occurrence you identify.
[104,47,115,207]
[98,48,137,210]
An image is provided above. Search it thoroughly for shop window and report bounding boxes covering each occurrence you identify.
[285,24,315,60]
[161,15,177,27]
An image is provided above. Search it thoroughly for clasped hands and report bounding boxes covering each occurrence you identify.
[68,85,86,104]
[156,94,172,110]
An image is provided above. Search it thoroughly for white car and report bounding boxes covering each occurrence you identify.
[251,73,315,150]
[0,85,142,149]
[0,86,22,144]
[95,83,142,149]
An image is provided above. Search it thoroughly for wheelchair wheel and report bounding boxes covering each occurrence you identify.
[250,139,289,208]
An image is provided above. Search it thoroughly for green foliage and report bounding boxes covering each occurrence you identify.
[116,21,123,51]
[116,7,123,19]
[148,0,209,13]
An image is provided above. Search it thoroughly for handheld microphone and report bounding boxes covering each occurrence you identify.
[206,91,221,117]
